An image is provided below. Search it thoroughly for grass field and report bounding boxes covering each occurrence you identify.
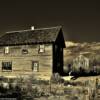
[0,74,100,100]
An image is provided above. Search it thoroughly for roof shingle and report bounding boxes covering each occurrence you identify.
[0,26,62,46]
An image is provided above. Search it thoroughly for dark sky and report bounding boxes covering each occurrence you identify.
[0,0,98,42]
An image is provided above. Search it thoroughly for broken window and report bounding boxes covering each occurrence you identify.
[22,49,28,54]
[38,45,45,53]
[2,62,12,71]
[22,45,28,54]
[4,47,9,54]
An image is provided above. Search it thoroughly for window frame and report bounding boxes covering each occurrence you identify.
[22,48,28,54]
[4,46,10,54]
[32,61,39,72]
[22,45,28,54]
[2,61,12,71]
[38,45,45,53]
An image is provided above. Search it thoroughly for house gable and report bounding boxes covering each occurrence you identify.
[55,29,65,48]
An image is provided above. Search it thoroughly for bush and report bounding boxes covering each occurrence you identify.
[64,80,84,87]
[38,80,49,85]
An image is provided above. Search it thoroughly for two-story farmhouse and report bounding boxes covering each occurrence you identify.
[0,26,65,79]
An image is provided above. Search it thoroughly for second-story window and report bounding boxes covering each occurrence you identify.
[22,45,28,54]
[38,45,45,53]
[4,47,9,54]
[22,49,28,54]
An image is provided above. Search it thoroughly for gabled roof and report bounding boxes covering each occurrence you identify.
[0,26,64,46]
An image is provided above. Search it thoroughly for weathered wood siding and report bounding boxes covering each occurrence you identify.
[0,44,53,78]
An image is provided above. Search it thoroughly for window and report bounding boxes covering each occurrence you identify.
[22,49,28,54]
[2,62,12,71]
[22,45,28,54]
[4,47,9,54]
[38,45,45,53]
[32,61,39,72]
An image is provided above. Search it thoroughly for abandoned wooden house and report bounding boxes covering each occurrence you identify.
[72,54,90,73]
[0,26,65,79]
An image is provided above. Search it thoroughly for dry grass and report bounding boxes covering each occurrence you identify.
[0,74,100,100]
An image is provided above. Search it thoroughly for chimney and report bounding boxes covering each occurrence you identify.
[31,26,35,30]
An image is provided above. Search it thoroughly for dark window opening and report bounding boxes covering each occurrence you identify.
[22,45,28,54]
[32,61,39,72]
[2,62,12,71]
[22,49,28,54]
